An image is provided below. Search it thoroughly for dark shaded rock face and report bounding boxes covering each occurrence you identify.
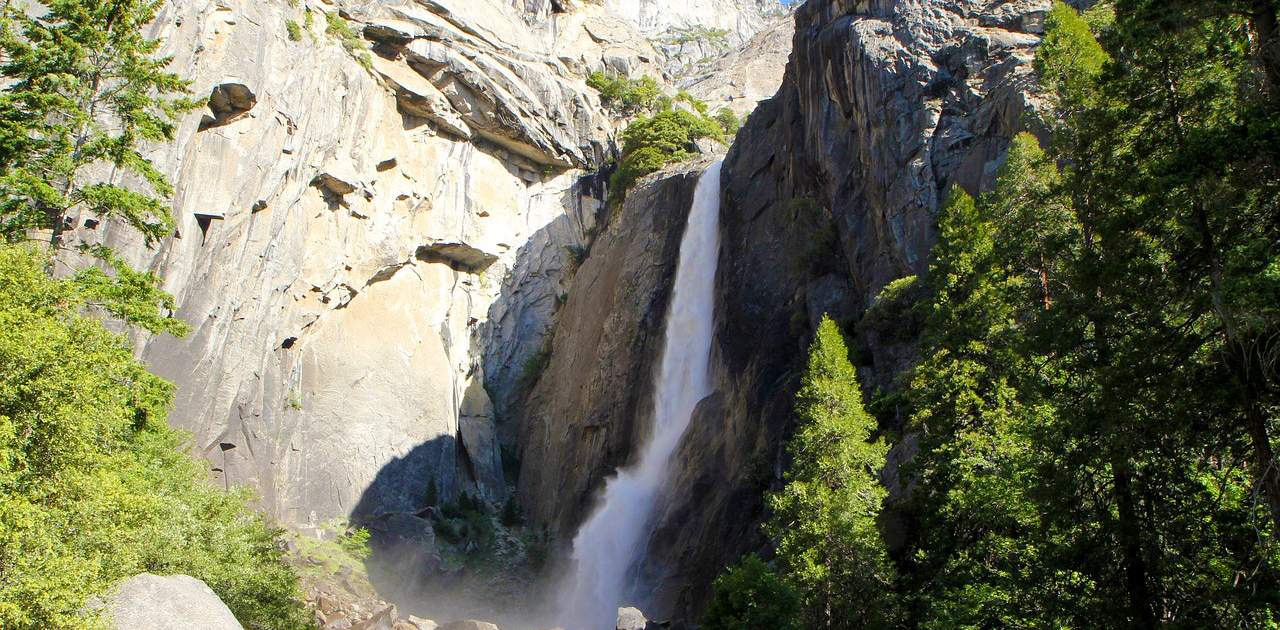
[516,159,716,536]
[517,0,1051,624]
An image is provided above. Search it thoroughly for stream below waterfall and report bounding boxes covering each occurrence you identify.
[555,160,724,629]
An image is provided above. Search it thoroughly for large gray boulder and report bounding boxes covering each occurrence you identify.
[438,621,500,630]
[99,574,242,630]
[615,607,647,630]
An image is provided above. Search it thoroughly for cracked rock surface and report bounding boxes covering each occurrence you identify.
[62,0,667,527]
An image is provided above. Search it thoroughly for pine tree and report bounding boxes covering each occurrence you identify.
[0,0,194,334]
[766,316,899,629]
[905,185,1067,628]
[0,0,195,244]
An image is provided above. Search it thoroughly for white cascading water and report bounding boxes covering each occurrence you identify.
[556,160,724,630]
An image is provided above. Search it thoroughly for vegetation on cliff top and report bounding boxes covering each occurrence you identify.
[585,72,737,201]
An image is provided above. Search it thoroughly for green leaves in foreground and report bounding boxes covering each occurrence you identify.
[0,245,310,630]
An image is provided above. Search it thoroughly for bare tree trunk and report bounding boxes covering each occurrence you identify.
[1112,455,1157,628]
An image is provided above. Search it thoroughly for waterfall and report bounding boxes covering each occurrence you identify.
[556,160,723,630]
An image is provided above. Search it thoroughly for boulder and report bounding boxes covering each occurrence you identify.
[415,241,500,273]
[406,616,439,630]
[97,573,242,630]
[313,172,359,197]
[438,621,499,630]
[615,606,647,630]
[199,82,256,130]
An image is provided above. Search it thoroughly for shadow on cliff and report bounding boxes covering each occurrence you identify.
[347,402,562,629]
[351,435,455,611]
[350,434,548,626]
[476,167,611,449]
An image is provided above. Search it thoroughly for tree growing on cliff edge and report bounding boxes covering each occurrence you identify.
[766,315,900,629]
[0,0,194,334]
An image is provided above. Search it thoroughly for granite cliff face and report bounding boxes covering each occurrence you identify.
[605,0,785,75]
[63,0,674,529]
[58,0,1062,623]
[519,0,1055,623]
[681,13,795,117]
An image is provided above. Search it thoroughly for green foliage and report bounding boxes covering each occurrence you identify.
[859,275,926,343]
[701,555,801,630]
[520,526,552,571]
[787,197,841,277]
[325,12,371,69]
[424,479,439,508]
[431,492,495,556]
[585,75,734,202]
[766,316,901,628]
[903,2,1280,624]
[1035,1,1108,112]
[337,527,371,561]
[609,109,723,199]
[0,245,310,630]
[659,25,731,48]
[0,0,195,334]
[518,344,550,393]
[905,185,1059,628]
[286,19,303,42]
[713,108,741,137]
[675,90,709,115]
[586,72,664,115]
[500,497,524,527]
[0,0,198,248]
[564,244,587,267]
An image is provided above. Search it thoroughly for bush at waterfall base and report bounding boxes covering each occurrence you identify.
[701,555,800,630]
[338,527,372,561]
[0,245,311,630]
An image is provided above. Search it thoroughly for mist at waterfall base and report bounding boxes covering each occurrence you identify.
[556,160,724,630]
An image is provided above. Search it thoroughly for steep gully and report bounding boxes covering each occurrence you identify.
[556,161,724,629]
